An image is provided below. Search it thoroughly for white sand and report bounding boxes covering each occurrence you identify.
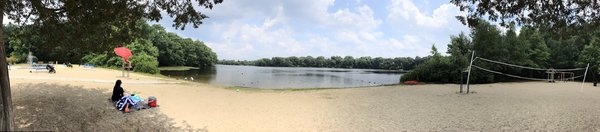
[8,65,600,131]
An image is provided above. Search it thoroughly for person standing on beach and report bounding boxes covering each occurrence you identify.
[111,80,125,102]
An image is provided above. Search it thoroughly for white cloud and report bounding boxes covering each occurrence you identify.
[326,5,381,31]
[200,1,391,60]
[205,11,307,60]
[157,0,470,60]
[387,0,463,29]
[384,0,469,55]
[333,30,428,57]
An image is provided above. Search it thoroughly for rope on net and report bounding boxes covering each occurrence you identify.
[471,65,549,81]
[475,57,587,72]
[471,65,585,81]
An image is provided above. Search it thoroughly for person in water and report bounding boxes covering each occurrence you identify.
[111,80,125,102]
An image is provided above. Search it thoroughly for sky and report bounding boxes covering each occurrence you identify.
[4,0,472,61]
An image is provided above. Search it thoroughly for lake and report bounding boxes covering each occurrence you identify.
[160,65,403,89]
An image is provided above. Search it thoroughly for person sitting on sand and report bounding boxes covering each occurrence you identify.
[111,80,125,102]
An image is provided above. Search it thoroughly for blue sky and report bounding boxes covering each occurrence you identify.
[4,0,471,60]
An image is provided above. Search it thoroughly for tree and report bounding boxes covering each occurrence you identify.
[578,37,600,72]
[0,0,223,130]
[287,56,301,67]
[181,39,217,68]
[471,21,505,69]
[315,56,327,67]
[342,56,354,68]
[519,27,550,68]
[468,20,505,82]
[447,32,471,57]
[447,32,472,72]
[401,44,454,83]
[329,56,343,68]
[504,25,528,66]
[451,0,600,37]
[355,56,372,69]
[547,37,579,69]
[151,25,186,66]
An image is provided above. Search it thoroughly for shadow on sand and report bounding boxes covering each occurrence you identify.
[12,83,206,131]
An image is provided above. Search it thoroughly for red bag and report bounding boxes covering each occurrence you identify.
[148,100,157,107]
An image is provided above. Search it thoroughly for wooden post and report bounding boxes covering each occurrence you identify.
[581,63,589,92]
[126,61,131,78]
[460,71,463,93]
[0,10,14,131]
[466,51,475,94]
[122,62,125,77]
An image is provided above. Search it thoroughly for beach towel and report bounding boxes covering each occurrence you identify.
[115,96,135,111]
[130,94,144,103]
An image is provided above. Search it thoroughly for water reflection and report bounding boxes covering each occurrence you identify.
[160,65,403,89]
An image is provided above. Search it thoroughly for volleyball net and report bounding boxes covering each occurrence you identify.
[462,54,589,93]
[471,57,588,82]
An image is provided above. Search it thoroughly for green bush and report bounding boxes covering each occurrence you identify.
[81,53,109,66]
[401,56,501,84]
[105,56,125,68]
[401,56,455,83]
[130,53,159,74]
[81,53,159,74]
[81,53,125,68]
[7,56,21,64]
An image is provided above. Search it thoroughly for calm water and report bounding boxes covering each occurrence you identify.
[160,65,403,89]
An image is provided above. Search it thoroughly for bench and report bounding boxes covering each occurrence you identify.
[30,64,55,73]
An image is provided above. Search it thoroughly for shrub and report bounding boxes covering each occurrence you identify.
[81,53,109,66]
[106,56,125,68]
[130,53,159,74]
[7,56,20,64]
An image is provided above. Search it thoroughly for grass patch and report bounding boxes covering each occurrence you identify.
[158,66,198,71]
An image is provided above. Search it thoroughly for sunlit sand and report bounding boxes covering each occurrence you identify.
[9,65,600,131]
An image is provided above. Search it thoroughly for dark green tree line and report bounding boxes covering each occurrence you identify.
[219,55,427,71]
[401,19,600,83]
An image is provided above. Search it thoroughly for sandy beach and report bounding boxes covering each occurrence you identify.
[8,65,600,131]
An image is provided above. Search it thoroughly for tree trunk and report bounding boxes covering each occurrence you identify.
[0,9,14,131]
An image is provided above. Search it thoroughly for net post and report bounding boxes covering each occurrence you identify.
[581,63,589,91]
[121,62,125,77]
[466,51,475,94]
[460,70,463,93]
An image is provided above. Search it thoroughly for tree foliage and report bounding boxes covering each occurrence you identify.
[402,20,562,83]
[2,0,222,63]
[520,27,550,68]
[400,45,456,83]
[0,0,223,130]
[219,55,427,71]
[578,37,600,72]
[451,0,600,36]
[75,22,217,73]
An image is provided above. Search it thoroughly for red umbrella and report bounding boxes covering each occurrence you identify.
[114,47,132,63]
